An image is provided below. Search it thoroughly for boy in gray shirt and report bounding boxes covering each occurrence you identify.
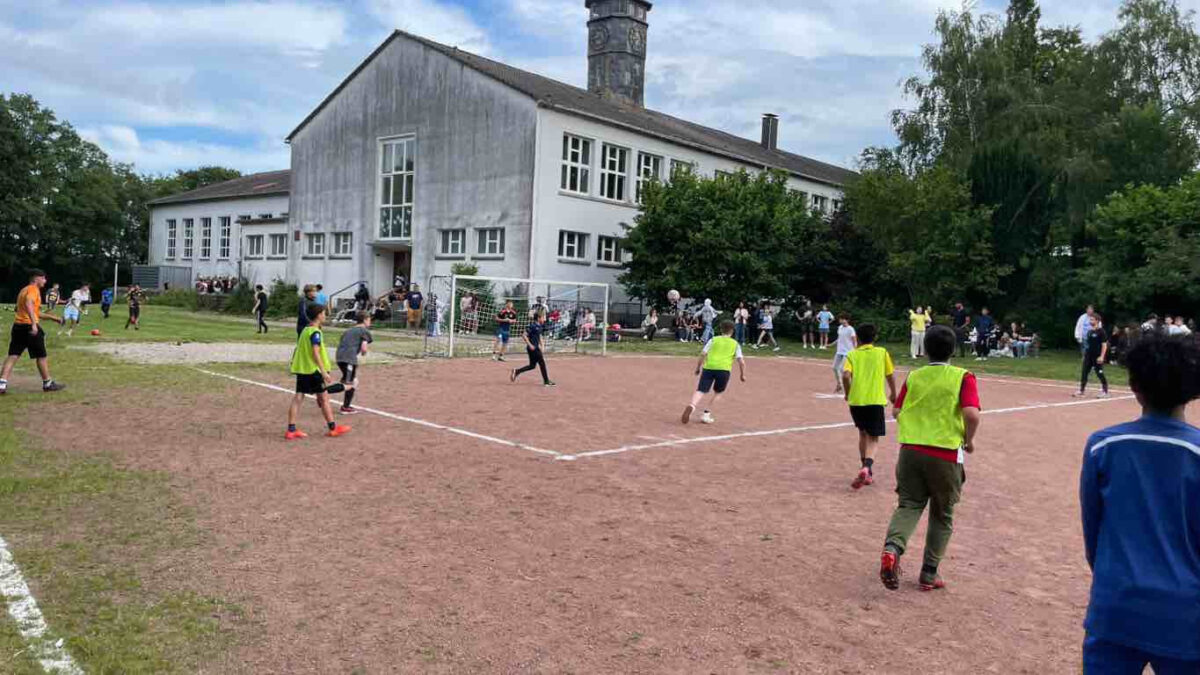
[335,312,374,414]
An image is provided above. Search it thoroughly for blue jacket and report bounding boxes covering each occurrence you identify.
[1080,414,1200,660]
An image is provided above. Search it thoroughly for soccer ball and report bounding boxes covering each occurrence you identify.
[667,289,681,303]
[90,329,100,336]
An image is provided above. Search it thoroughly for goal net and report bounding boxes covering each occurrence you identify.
[423,274,611,357]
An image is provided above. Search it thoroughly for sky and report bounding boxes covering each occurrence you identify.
[2,0,1197,176]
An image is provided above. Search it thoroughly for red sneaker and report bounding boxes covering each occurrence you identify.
[284,430,308,441]
[327,425,352,437]
[919,575,946,592]
[880,551,901,590]
[851,467,870,490]
[339,406,359,415]
[863,472,875,486]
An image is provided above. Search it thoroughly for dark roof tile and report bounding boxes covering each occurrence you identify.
[148,170,291,206]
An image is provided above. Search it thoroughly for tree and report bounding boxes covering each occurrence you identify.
[619,170,835,309]
[147,166,242,199]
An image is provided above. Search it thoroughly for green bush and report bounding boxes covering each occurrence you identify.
[264,280,299,319]
[150,289,198,311]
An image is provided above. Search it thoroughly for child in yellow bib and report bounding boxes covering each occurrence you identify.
[879,325,981,592]
[682,321,746,425]
[286,303,353,440]
[841,323,897,489]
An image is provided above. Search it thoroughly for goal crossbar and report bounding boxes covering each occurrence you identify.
[452,274,610,289]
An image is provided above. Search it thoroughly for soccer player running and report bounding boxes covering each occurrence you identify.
[1074,313,1110,398]
[61,283,90,337]
[493,300,517,361]
[335,311,373,415]
[842,323,897,489]
[286,304,352,439]
[682,320,746,425]
[833,314,857,394]
[0,269,66,394]
[124,284,144,330]
[511,309,555,387]
[1079,334,1200,672]
[100,286,114,319]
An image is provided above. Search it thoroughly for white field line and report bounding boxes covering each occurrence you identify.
[0,534,83,675]
[194,368,562,458]
[562,395,1136,460]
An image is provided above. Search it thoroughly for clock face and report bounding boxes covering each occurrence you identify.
[628,26,646,54]
[589,25,609,52]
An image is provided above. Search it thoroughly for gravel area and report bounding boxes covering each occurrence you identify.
[76,341,414,365]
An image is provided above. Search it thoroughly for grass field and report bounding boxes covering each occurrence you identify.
[0,305,1132,672]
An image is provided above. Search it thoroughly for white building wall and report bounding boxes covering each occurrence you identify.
[531,108,844,302]
[148,195,290,288]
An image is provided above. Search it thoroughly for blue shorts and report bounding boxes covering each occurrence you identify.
[497,327,510,344]
[819,326,830,333]
[697,369,731,394]
[63,306,80,321]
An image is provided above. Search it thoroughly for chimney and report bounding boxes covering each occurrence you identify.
[586,0,652,107]
[761,114,779,151]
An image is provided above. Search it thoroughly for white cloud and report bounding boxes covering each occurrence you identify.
[366,0,490,53]
[79,125,290,174]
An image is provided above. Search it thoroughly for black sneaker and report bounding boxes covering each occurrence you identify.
[544,381,556,387]
[42,381,66,393]
[510,369,518,383]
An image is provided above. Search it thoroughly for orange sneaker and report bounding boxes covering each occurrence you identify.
[880,550,901,590]
[327,425,352,437]
[285,430,308,441]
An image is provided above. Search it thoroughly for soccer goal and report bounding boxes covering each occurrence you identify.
[423,274,611,357]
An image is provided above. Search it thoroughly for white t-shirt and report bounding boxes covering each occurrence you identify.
[1075,313,1091,342]
[759,311,774,330]
[67,289,89,309]
[836,325,857,355]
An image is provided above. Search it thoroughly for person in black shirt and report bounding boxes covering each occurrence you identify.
[1075,313,1110,398]
[353,283,371,311]
[511,309,554,386]
[252,285,269,334]
[297,284,317,336]
[950,302,971,358]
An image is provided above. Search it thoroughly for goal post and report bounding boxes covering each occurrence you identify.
[424,274,611,358]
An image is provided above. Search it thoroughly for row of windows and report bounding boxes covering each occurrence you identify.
[558,231,623,265]
[241,232,354,260]
[166,217,232,260]
[438,227,505,258]
[432,228,621,266]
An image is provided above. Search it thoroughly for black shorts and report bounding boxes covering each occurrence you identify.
[850,405,887,438]
[338,362,358,383]
[697,369,731,394]
[7,324,47,360]
[295,372,326,395]
[129,305,140,320]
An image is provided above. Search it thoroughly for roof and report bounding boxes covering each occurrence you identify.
[148,170,291,206]
[287,31,856,187]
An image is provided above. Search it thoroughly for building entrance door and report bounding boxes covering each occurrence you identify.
[393,250,411,290]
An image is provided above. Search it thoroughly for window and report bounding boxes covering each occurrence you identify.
[832,199,843,212]
[379,136,416,239]
[811,195,829,213]
[199,217,212,259]
[599,144,629,201]
[245,235,264,258]
[597,235,622,264]
[791,189,809,204]
[269,233,288,258]
[477,228,505,256]
[165,219,177,259]
[305,233,325,257]
[258,213,273,219]
[332,232,353,257]
[714,169,733,180]
[439,229,466,256]
[182,218,194,259]
[560,134,592,195]
[218,217,231,259]
[557,230,588,261]
[237,214,252,222]
[670,159,694,179]
[635,152,662,203]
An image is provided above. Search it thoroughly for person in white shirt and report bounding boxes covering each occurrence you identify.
[753,303,780,351]
[1075,305,1095,353]
[833,314,858,393]
[1175,317,1192,336]
[60,284,90,337]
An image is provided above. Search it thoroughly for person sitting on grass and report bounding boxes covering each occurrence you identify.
[1079,334,1200,673]
[286,304,352,440]
[879,325,981,593]
[682,320,746,425]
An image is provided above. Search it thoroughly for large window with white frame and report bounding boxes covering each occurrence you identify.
[635,152,662,203]
[476,228,504,257]
[165,219,177,259]
[670,159,695,179]
[305,233,325,257]
[811,195,829,213]
[560,133,592,195]
[218,217,231,259]
[439,229,466,257]
[379,136,415,239]
[245,235,264,258]
[558,230,589,261]
[199,217,212,259]
[597,235,622,265]
[599,144,629,201]
[332,232,353,258]
[269,233,287,258]
[182,218,194,259]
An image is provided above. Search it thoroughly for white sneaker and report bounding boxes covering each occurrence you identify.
[1096,391,1111,399]
[700,411,714,424]
[773,346,781,352]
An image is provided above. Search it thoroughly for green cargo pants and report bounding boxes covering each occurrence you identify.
[884,447,965,569]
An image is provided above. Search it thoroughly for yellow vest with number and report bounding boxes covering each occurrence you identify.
[897,364,967,450]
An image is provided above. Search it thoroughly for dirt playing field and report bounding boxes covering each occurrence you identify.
[28,354,1137,673]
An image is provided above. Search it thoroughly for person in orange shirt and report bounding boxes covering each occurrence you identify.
[1,269,66,395]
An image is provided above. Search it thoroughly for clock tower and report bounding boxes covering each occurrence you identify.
[585,0,652,108]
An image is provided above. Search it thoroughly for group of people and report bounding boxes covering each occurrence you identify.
[195,276,238,294]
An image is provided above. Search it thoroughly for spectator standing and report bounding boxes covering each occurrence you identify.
[694,299,720,344]
[734,301,750,344]
[974,308,994,361]
[1076,305,1096,353]
[817,305,835,349]
[100,286,114,319]
[950,302,970,358]
[314,285,328,312]
[1079,335,1200,672]
[44,283,60,311]
[1141,314,1160,334]
[252,285,269,334]
[404,284,424,332]
[1075,313,1110,398]
[908,306,931,359]
[798,301,816,349]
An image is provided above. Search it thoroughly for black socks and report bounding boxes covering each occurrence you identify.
[921,563,938,578]
[327,421,336,431]
[863,457,875,475]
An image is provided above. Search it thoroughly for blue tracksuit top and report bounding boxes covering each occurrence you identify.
[1080,414,1200,660]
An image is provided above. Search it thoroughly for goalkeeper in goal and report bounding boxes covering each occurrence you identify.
[682,320,746,425]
